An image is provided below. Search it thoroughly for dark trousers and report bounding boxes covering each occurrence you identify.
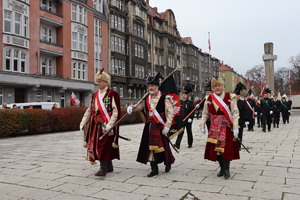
[273,112,280,126]
[282,112,289,123]
[175,123,193,147]
[247,118,255,131]
[257,113,261,126]
[262,114,272,131]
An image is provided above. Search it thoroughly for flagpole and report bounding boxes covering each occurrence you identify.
[208,32,211,78]
[289,70,292,97]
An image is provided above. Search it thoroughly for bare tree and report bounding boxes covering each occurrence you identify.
[288,53,300,93]
[245,64,265,95]
[274,67,289,94]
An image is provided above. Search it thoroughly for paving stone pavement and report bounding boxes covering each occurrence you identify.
[1,112,300,200]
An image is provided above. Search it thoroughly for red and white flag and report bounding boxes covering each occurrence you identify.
[70,92,80,105]
[247,77,251,86]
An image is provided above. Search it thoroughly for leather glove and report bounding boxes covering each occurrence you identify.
[270,111,273,115]
[162,126,170,136]
[245,121,249,126]
[200,128,206,134]
[187,118,193,123]
[233,129,239,138]
[127,106,133,115]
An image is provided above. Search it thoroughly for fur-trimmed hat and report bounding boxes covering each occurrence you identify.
[211,76,224,87]
[95,68,110,83]
[147,72,163,86]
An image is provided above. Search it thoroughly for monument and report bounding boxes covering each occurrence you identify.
[262,43,277,93]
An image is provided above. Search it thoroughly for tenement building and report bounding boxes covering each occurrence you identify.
[0,0,109,107]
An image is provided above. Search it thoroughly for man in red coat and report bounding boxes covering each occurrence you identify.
[80,69,121,177]
[200,77,240,179]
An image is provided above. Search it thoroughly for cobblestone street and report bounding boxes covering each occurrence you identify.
[1,113,300,200]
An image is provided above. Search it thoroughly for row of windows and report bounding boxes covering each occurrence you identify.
[41,0,56,13]
[168,56,175,68]
[134,43,144,58]
[154,53,164,65]
[71,4,87,25]
[41,25,56,43]
[111,0,125,11]
[94,19,102,74]
[4,48,27,73]
[72,61,87,80]
[111,35,126,54]
[111,14,125,32]
[4,10,28,38]
[94,0,104,13]
[41,56,55,76]
[111,59,125,76]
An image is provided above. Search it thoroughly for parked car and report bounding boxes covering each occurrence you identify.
[6,102,60,110]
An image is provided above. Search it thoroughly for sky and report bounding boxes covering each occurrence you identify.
[150,0,300,76]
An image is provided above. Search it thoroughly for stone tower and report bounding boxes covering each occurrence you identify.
[262,43,277,93]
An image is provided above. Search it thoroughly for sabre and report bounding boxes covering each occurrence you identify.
[100,66,183,141]
[236,138,250,154]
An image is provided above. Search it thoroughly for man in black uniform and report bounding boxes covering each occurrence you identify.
[261,88,273,132]
[272,95,281,128]
[174,86,194,149]
[280,96,291,124]
[255,95,263,127]
[245,91,256,131]
[235,84,247,150]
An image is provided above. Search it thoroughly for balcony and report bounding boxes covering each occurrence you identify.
[40,40,63,57]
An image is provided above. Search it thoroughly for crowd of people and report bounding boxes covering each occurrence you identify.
[80,70,293,180]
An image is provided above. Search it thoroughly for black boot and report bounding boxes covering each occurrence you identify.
[217,155,224,177]
[95,161,108,176]
[147,161,158,177]
[165,164,171,173]
[107,160,113,173]
[223,159,230,179]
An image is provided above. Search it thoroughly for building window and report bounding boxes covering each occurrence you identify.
[94,0,103,13]
[47,90,52,102]
[119,84,123,98]
[37,89,42,102]
[71,3,87,25]
[41,0,56,13]
[111,14,125,32]
[134,65,145,78]
[133,88,137,99]
[111,35,125,54]
[40,25,56,43]
[134,23,144,38]
[135,5,141,17]
[40,56,56,76]
[71,32,88,53]
[134,43,144,58]
[95,18,102,74]
[118,0,124,10]
[72,61,87,80]
[60,93,65,107]
[4,48,28,73]
[3,9,29,38]
[111,59,125,76]
[0,87,3,105]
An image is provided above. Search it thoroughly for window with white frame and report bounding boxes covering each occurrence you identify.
[41,0,56,12]
[135,5,141,17]
[134,43,144,58]
[133,88,137,99]
[134,23,144,38]
[168,56,175,68]
[40,56,56,76]
[111,59,125,75]
[94,0,103,13]
[134,65,145,78]
[40,25,56,43]
[94,18,102,74]
[147,32,151,44]
[0,87,3,105]
[3,9,29,38]
[111,35,125,54]
[72,61,87,80]
[118,0,124,10]
[37,89,42,102]
[71,32,87,52]
[71,3,87,25]
[4,48,28,73]
[47,90,52,102]
[110,14,125,32]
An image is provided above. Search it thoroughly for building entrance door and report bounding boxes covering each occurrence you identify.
[15,88,25,103]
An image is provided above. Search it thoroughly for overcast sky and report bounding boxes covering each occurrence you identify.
[150,0,300,76]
